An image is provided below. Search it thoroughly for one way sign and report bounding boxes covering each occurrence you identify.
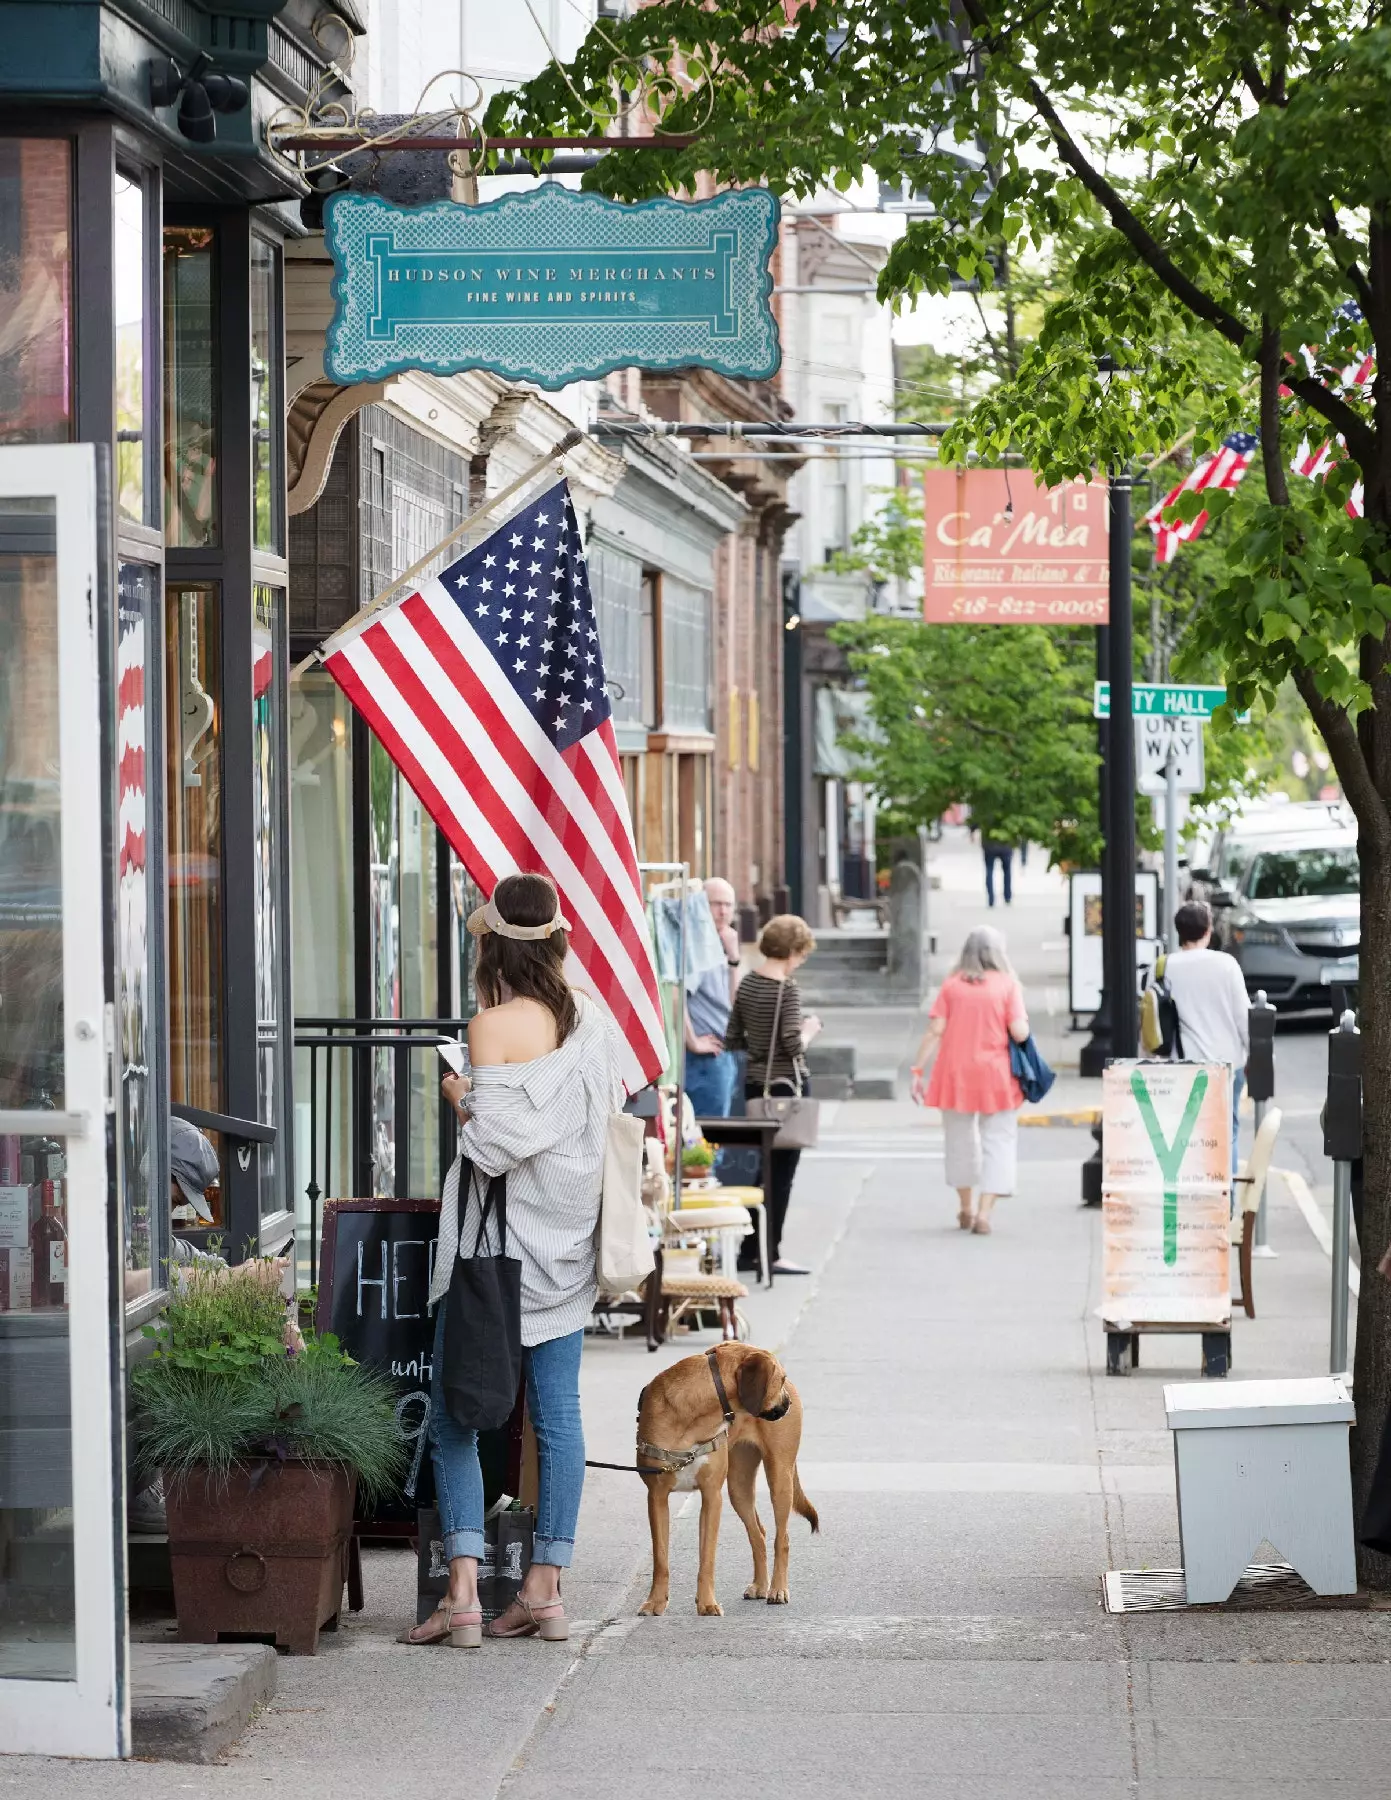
[1134,713,1205,795]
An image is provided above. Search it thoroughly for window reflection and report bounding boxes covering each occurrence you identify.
[163,227,217,547]
[0,139,72,445]
[251,239,281,552]
[117,565,158,1278]
[114,173,145,527]
[165,583,223,1223]
[253,586,285,1223]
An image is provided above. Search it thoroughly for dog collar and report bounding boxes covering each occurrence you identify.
[705,1348,736,1425]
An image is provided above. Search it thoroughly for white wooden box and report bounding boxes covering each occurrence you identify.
[1164,1376,1357,1603]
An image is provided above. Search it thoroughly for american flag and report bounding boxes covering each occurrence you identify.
[320,480,666,1091]
[1145,432,1258,563]
[1289,344,1373,519]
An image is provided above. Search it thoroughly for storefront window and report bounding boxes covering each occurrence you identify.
[163,227,217,548]
[252,585,286,1222]
[0,497,75,1676]
[114,173,146,527]
[165,583,224,1222]
[117,563,163,1284]
[250,238,281,553]
[0,139,72,444]
[662,576,713,731]
[290,673,355,1249]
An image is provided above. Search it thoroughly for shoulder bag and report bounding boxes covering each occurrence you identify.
[1009,1033,1056,1105]
[745,977,821,1150]
[597,1110,655,1296]
[442,1161,523,1433]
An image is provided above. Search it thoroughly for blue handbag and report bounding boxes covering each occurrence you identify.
[1009,1034,1056,1105]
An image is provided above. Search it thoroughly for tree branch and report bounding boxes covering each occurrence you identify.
[1291,666,1391,850]
[1260,315,1291,508]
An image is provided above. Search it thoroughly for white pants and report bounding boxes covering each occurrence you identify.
[942,1109,1019,1195]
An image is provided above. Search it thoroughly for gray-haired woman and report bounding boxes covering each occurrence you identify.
[909,927,1030,1234]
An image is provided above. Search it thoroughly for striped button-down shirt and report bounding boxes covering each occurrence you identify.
[428,992,623,1346]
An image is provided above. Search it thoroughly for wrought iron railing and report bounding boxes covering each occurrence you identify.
[293,1017,470,1281]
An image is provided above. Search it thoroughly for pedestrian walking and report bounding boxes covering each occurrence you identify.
[982,837,1014,907]
[1157,900,1250,1174]
[723,914,821,1275]
[682,875,743,1119]
[403,873,622,1649]
[910,927,1030,1235]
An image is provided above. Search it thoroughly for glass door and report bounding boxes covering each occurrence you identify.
[0,447,126,1756]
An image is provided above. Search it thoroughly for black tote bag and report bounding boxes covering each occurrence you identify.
[442,1163,523,1433]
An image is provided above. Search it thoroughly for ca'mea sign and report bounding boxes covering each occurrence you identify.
[922,468,1109,624]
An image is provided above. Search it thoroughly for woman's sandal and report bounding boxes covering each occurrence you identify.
[397,1597,483,1649]
[957,1208,975,1231]
[485,1596,569,1641]
[972,1217,993,1235]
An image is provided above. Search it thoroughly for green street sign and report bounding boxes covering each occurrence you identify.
[1093,682,1239,721]
[324,185,781,389]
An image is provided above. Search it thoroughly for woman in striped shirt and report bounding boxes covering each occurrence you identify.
[724,914,821,1274]
[401,873,622,1650]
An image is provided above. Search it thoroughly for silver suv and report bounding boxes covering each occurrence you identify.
[1218,829,1359,1009]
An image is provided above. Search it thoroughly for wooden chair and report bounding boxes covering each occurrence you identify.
[673,1183,770,1286]
[1231,1105,1283,1319]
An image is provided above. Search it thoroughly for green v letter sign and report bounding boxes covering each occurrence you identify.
[1130,1069,1209,1266]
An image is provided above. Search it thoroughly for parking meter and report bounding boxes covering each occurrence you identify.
[1246,992,1276,1104]
[1325,1010,1361,1376]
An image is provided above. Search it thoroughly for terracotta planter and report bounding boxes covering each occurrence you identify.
[164,1461,356,1654]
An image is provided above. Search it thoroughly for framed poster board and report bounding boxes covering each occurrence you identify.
[1100,1061,1232,1327]
[1068,869,1159,1016]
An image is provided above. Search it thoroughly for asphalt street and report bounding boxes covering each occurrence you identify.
[7,835,1382,1798]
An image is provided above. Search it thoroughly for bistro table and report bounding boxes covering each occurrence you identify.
[695,1115,782,1285]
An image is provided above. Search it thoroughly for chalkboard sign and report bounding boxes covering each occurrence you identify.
[316,1199,441,1528]
[315,1197,520,1530]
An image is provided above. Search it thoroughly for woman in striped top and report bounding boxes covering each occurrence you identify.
[724,914,821,1274]
[401,873,621,1650]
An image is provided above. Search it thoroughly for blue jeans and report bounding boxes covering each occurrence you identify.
[984,846,1013,907]
[428,1306,586,1567]
[684,1049,736,1118]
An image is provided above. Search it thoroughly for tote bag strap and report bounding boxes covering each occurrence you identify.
[471,1167,509,1257]
[762,976,786,1100]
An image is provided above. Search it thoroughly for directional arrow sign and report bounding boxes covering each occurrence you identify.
[1094,682,1235,720]
[1134,713,1206,795]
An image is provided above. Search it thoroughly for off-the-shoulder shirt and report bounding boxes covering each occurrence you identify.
[427,992,623,1346]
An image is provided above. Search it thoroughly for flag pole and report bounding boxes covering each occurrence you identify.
[290,427,585,681]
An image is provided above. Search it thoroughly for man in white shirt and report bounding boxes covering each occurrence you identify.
[1164,900,1251,1173]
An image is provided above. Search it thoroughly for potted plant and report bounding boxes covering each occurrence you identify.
[132,1261,403,1654]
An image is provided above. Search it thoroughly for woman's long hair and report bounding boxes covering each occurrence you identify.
[474,873,578,1044]
[953,926,1014,984]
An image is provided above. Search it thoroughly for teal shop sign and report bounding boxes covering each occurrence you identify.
[323,185,781,389]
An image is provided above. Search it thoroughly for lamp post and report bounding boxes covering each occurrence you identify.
[1080,361,1139,1072]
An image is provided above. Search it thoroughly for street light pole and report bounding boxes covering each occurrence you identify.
[1079,621,1113,1077]
[1105,468,1139,1062]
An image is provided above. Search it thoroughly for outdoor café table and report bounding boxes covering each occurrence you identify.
[695,1115,781,1284]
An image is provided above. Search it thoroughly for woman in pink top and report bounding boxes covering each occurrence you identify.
[910,928,1030,1235]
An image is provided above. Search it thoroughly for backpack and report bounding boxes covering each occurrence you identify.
[1140,954,1184,1059]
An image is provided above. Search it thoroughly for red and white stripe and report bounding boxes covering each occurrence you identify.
[116,613,146,880]
[322,577,666,1093]
[1290,350,1372,518]
[1144,438,1254,564]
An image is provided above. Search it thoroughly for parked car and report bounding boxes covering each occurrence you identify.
[1217,827,1359,1010]
[1189,798,1353,914]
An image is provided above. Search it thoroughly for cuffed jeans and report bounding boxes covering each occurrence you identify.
[428,1305,586,1567]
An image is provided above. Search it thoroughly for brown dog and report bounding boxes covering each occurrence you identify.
[636,1342,819,1616]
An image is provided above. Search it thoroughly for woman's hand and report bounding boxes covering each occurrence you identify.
[442,1073,472,1117]
[910,1066,928,1106]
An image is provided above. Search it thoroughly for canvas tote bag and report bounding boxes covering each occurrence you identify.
[745,976,820,1150]
[442,1163,523,1432]
[596,1110,654,1295]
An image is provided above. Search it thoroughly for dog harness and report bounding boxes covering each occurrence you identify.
[633,1349,736,1474]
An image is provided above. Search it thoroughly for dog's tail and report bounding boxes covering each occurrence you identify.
[793,1466,820,1535]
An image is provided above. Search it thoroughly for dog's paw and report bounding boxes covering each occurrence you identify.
[744,1583,767,1600]
[638,1596,668,1616]
[766,1587,790,1605]
[696,1599,724,1617]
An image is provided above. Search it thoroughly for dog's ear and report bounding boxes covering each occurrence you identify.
[736,1349,779,1417]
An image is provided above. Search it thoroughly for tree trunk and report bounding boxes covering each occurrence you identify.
[1353,836,1391,1586]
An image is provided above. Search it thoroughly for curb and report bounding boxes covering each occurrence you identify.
[130,1642,277,1763]
[1019,1107,1100,1128]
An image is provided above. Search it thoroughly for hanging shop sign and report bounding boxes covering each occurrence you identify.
[922,468,1109,624]
[323,184,781,389]
[1100,1061,1232,1327]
